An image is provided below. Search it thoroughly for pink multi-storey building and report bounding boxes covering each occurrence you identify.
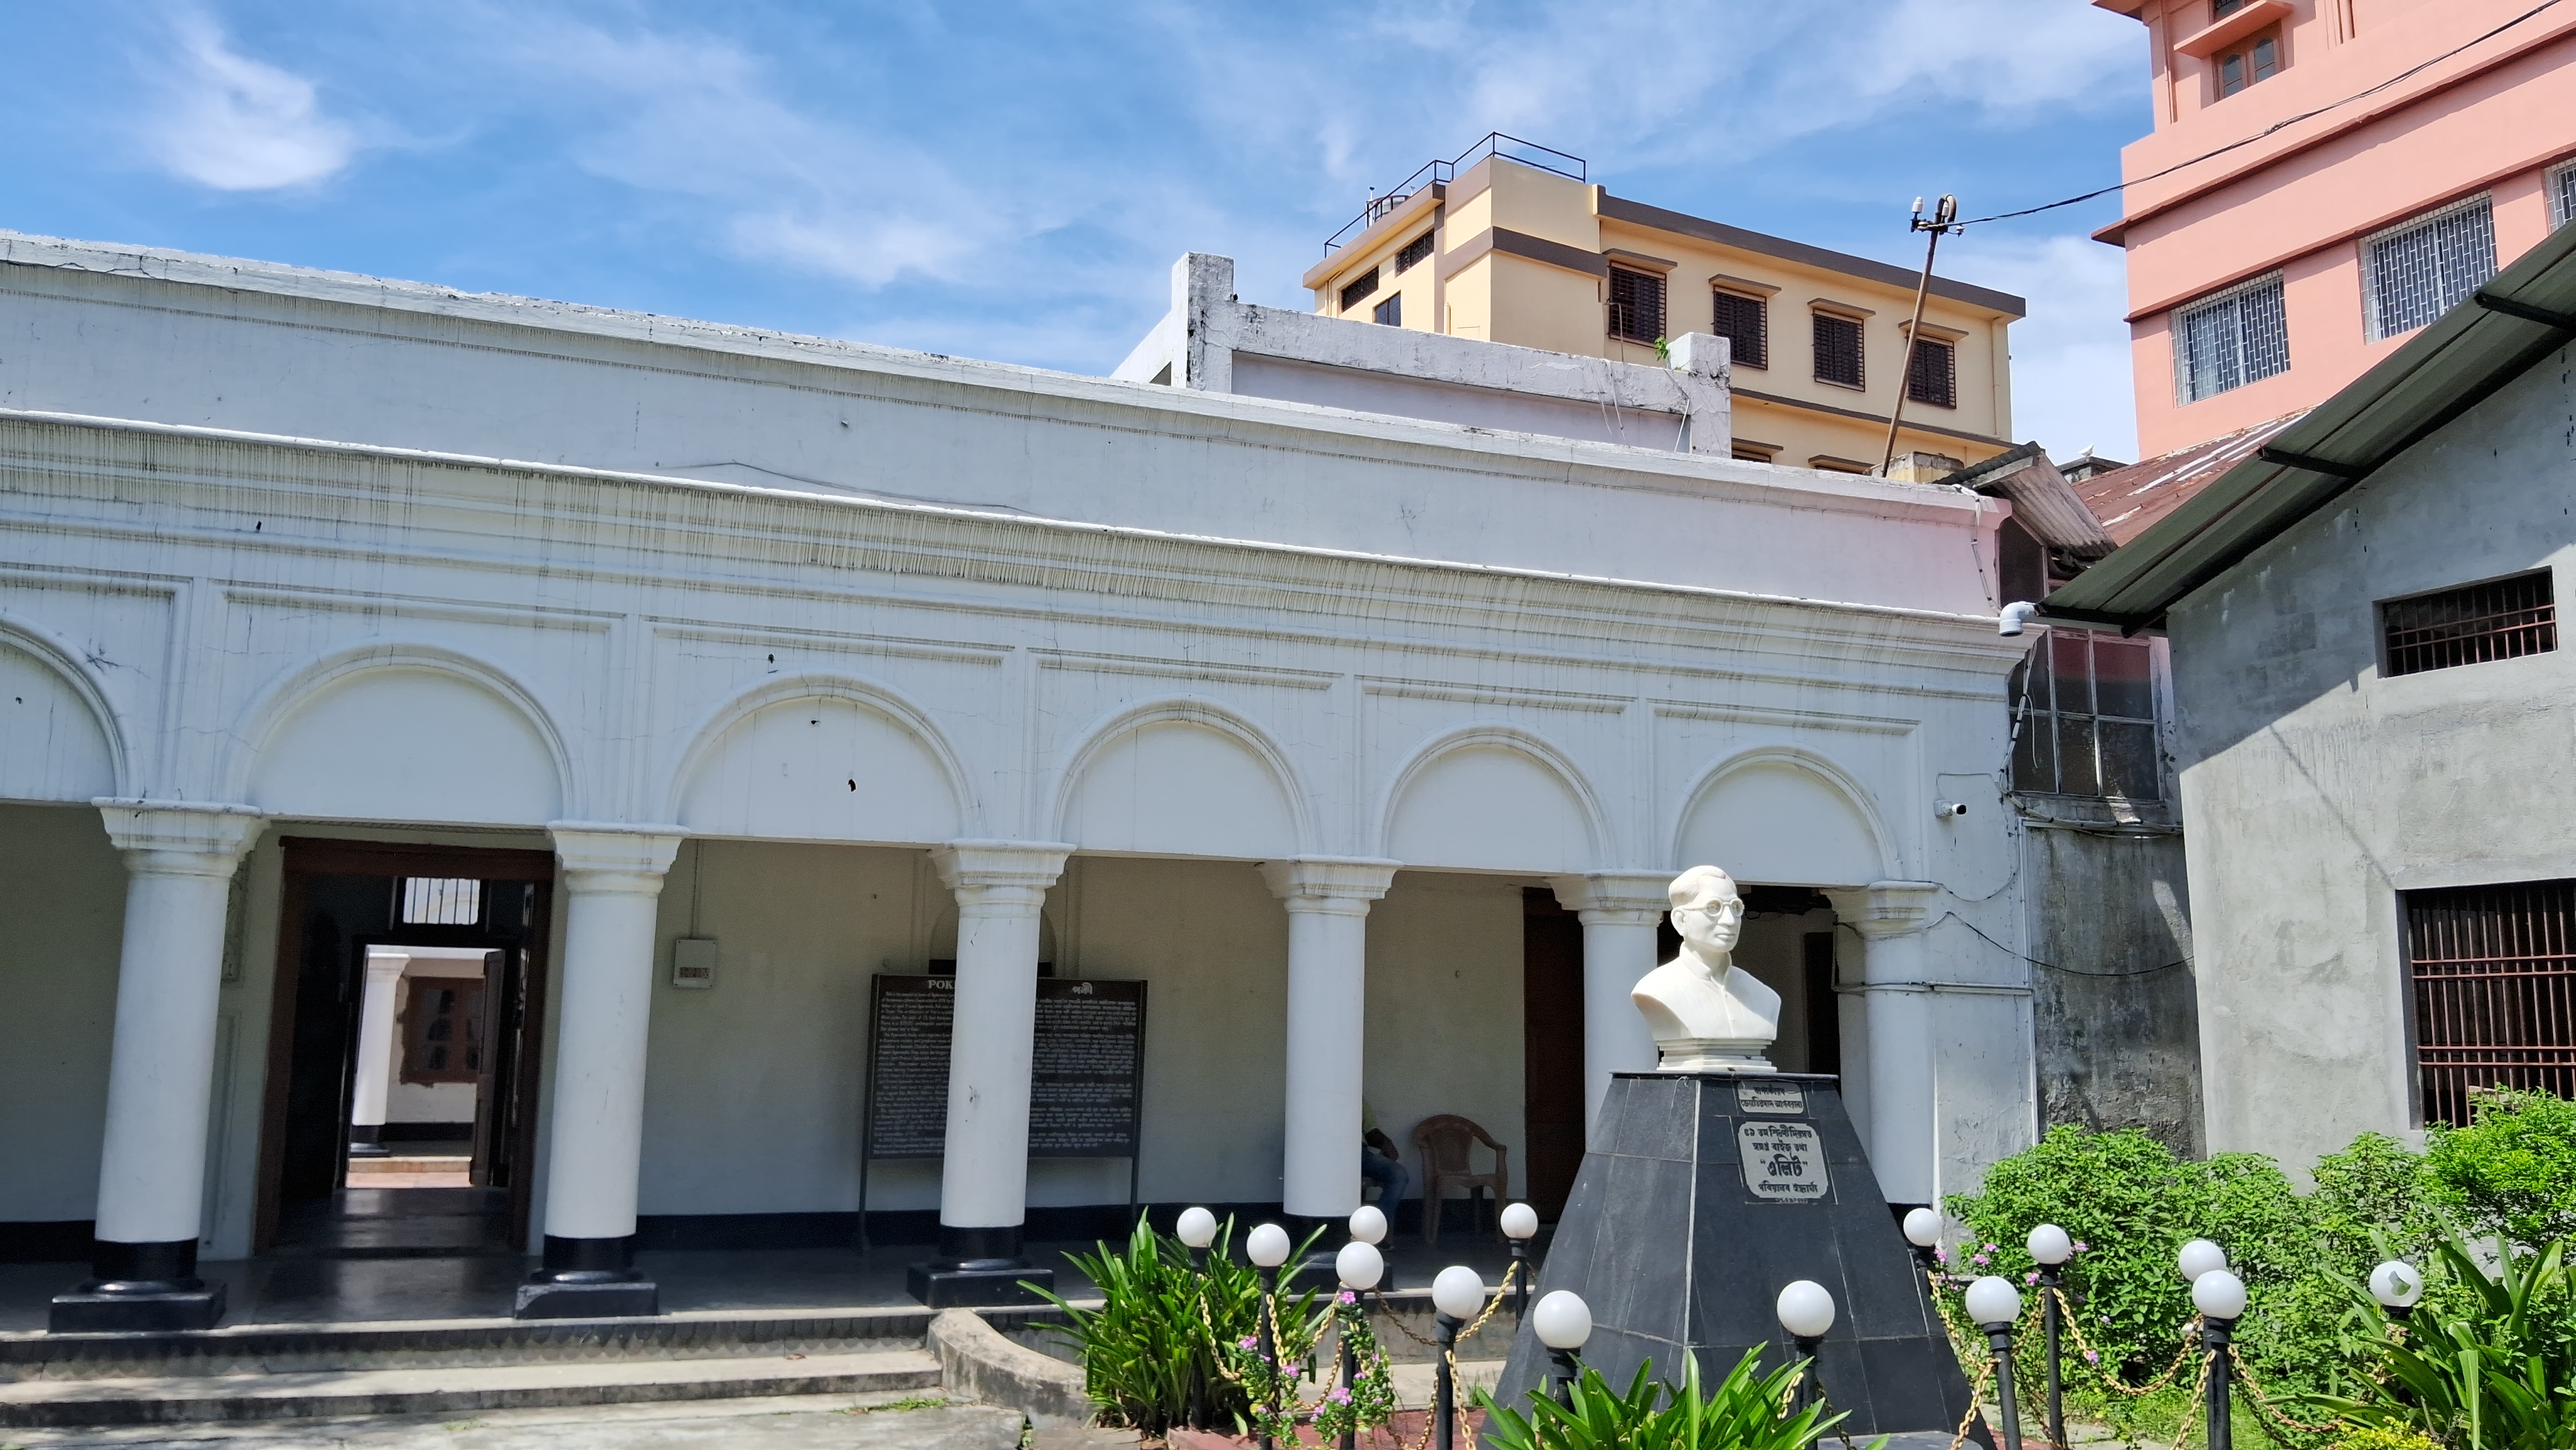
[2094,0,2576,457]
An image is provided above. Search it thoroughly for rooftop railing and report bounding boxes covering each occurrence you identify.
[1320,134,1587,257]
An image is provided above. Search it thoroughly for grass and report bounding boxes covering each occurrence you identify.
[2060,1383,2294,1447]
[845,1393,950,1414]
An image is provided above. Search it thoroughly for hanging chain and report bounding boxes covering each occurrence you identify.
[2040,1290,2199,1399]
[2224,1342,2340,1437]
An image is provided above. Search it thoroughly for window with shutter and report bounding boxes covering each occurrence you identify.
[1710,291,1767,370]
[1905,337,1957,408]
[1395,232,1434,273]
[1812,312,1864,388]
[1339,269,1379,313]
[1607,267,1665,344]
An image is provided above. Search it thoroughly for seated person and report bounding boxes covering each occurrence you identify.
[1360,1098,1409,1218]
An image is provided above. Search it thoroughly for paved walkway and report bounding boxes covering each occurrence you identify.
[0,1389,1015,1450]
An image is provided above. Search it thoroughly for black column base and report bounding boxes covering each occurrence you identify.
[349,1124,390,1158]
[51,1239,225,1333]
[909,1223,1051,1307]
[514,1234,658,1319]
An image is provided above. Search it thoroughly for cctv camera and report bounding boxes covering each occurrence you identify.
[1934,801,1969,819]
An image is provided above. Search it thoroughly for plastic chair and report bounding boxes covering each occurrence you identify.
[1410,1114,1512,1243]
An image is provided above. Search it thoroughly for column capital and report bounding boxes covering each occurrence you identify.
[1549,871,1673,926]
[933,841,1073,896]
[93,800,265,878]
[1823,880,1942,938]
[362,947,412,983]
[549,823,686,889]
[1259,857,1398,914]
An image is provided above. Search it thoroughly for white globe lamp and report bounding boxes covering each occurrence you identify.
[2027,1224,2073,1267]
[1532,1290,1592,1350]
[2369,1260,2423,1314]
[1500,1202,1539,1240]
[1175,1207,1218,1251]
[1775,1279,1836,1342]
[2191,1268,2248,1323]
[1336,1240,1385,1292]
[1348,1205,1388,1246]
[1247,1223,1292,1269]
[1965,1275,2022,1329]
[2178,1238,2227,1282]
[1432,1265,1486,1322]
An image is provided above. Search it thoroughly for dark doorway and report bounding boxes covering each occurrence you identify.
[255,840,554,1257]
[1803,931,1844,1079]
[1521,889,1586,1221]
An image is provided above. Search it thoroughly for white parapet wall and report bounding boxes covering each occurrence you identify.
[1117,253,1731,456]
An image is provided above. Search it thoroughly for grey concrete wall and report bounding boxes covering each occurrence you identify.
[2167,341,2576,1172]
[2022,818,2201,1155]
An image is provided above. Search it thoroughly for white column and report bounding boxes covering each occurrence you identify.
[1549,873,1672,1148]
[1825,881,1941,1204]
[1260,858,1398,1220]
[88,802,265,1255]
[929,841,1071,1255]
[537,825,684,1247]
[348,949,410,1153]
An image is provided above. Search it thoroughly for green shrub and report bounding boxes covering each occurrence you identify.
[2425,1089,2576,1250]
[2305,1238,2576,1450]
[1474,1348,1880,1450]
[1035,1216,1325,1434]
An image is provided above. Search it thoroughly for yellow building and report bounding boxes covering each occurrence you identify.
[1303,137,2025,478]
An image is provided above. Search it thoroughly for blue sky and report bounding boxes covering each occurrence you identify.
[0,1,2153,458]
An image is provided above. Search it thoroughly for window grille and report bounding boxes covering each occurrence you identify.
[2364,195,2496,341]
[1608,267,1665,344]
[2404,880,2576,1127]
[2550,160,2576,231]
[1712,290,1767,369]
[2381,570,2556,676]
[400,877,482,925]
[2010,632,2161,800]
[1395,231,1434,273]
[1813,312,1864,388]
[1339,269,1379,313]
[1372,294,1401,327]
[1906,337,1957,408]
[2173,272,2289,404]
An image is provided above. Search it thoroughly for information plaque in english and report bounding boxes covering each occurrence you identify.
[864,975,1148,1161]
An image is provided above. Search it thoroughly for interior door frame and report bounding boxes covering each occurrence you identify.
[254,838,556,1254]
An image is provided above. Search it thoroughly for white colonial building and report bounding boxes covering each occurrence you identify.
[0,232,2037,1326]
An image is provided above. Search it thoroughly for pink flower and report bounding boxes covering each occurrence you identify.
[1972,1254,1989,1266]
[1239,1336,1259,1350]
[2084,1350,2101,1365]
[1330,1387,1351,1405]
[1984,1243,2000,1253]
[1934,1247,1950,1264]
[1338,1291,1356,1305]
[2072,1242,2089,1254]
[2024,1271,2040,1286]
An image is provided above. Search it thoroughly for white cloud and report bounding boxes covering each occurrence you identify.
[1943,232,2140,462]
[141,10,359,190]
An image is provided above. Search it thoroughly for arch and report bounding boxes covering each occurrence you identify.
[1669,747,1894,888]
[0,611,130,803]
[669,673,972,846]
[1376,724,1608,873]
[1051,696,1311,860]
[233,644,573,826]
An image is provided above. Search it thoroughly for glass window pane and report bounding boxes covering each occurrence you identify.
[2099,722,2162,801]
[2055,717,2100,798]
[2092,638,2155,719]
[2048,633,2094,714]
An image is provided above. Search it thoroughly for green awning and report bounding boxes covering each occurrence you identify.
[2043,222,2576,632]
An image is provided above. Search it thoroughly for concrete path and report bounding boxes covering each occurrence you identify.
[0,1389,1017,1450]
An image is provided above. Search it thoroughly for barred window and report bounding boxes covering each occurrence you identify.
[2010,632,2161,800]
[1608,267,1665,344]
[2550,160,2576,231]
[1372,294,1402,327]
[1339,268,1379,313]
[1710,290,1767,370]
[2404,880,2576,1127]
[1813,311,1864,388]
[2173,272,2289,404]
[2381,570,2556,676]
[2364,195,2496,341]
[1906,337,1957,408]
[400,877,481,926]
[1395,232,1434,273]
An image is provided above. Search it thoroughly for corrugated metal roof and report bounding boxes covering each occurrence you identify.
[2043,222,2576,631]
[2068,414,2305,546]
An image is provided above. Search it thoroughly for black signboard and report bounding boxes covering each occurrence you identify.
[862,974,1148,1161]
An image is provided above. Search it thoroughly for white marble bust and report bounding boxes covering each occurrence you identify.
[1631,865,1781,1074]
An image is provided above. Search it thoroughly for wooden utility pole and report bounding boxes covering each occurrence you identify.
[1880,195,1960,479]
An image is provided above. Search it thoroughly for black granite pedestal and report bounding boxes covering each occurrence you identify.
[907,1224,1056,1307]
[514,1233,659,1319]
[50,1239,227,1333]
[1489,1074,1989,1447]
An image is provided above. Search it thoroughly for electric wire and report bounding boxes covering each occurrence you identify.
[1950,0,2569,231]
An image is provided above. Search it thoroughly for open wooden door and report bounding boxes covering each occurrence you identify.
[1520,889,1587,1221]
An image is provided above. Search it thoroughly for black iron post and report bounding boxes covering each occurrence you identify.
[1509,1237,1530,1317]
[2205,1314,2235,1450]
[2038,1265,2065,1449]
[1434,1310,1463,1450]
[1986,1322,2025,1450]
[1792,1334,1825,1412]
[1547,1346,1582,1405]
[1256,1264,1280,1450]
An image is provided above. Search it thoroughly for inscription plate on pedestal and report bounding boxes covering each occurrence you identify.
[1734,1080,1805,1115]
[1737,1120,1828,1200]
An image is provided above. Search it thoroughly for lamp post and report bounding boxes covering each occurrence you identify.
[1531,1290,1592,1404]
[1431,1265,1483,1450]
[1500,1202,1538,1316]
[1335,1238,1385,1450]
[1177,1206,1218,1271]
[1775,1279,1837,1412]
[2369,1259,2423,1327]
[1248,1223,1292,1450]
[2028,1223,2073,1449]
[2178,1238,2227,1283]
[1967,1276,2025,1450]
[2193,1269,2246,1450]
[1903,1207,1944,1276]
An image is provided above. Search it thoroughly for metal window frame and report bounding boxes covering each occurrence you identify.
[2376,566,2558,677]
[2009,631,2166,801]
[1372,293,1402,327]
[1811,310,1864,389]
[1395,231,1434,274]
[2172,270,2289,404]
[1607,265,1666,344]
[2400,878,2576,1127]
[2363,193,2497,342]
[1712,287,1768,370]
[1339,268,1380,313]
[2550,159,2576,231]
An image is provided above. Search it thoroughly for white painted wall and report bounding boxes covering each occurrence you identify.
[0,804,125,1221]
